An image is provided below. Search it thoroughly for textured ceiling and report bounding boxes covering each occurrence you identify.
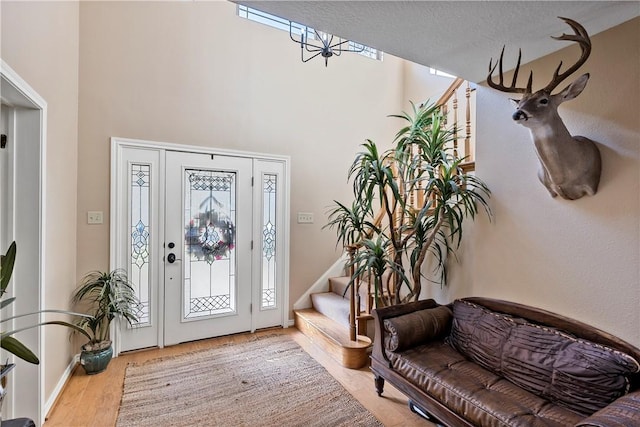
[235,1,639,82]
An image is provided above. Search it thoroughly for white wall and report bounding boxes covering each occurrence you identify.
[1,0,80,414]
[91,5,634,351]
[467,18,639,346]
[403,62,456,106]
[76,1,407,318]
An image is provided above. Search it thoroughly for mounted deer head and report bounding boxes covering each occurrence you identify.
[487,17,601,200]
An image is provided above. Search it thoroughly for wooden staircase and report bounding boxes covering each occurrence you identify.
[294,276,373,369]
[295,308,371,369]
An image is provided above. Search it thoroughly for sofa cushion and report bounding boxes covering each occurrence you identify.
[388,341,584,426]
[449,299,517,373]
[575,390,640,427]
[449,300,640,416]
[383,305,452,352]
[502,322,640,416]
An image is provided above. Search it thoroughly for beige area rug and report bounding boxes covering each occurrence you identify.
[116,334,383,426]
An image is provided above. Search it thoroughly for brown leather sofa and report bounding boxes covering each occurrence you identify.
[371,298,640,426]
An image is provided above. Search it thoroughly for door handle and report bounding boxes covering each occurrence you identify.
[167,253,181,263]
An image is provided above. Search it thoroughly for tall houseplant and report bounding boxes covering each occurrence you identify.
[1,242,92,414]
[326,102,491,306]
[72,269,140,374]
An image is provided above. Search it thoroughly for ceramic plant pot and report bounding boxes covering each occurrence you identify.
[80,343,113,375]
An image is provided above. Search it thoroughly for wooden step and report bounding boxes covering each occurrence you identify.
[294,308,372,369]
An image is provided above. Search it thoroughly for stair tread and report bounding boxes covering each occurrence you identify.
[325,277,370,313]
[312,291,350,303]
[294,308,371,349]
[310,291,350,326]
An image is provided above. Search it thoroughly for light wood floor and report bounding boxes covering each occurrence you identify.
[45,328,435,427]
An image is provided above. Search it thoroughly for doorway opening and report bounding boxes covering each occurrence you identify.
[1,60,47,425]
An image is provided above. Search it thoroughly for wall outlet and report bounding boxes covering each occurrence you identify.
[297,212,314,224]
[87,211,103,224]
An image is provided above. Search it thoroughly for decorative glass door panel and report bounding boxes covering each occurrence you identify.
[183,169,237,319]
[164,151,252,346]
[261,174,277,309]
[130,164,151,326]
[116,147,161,352]
[252,160,286,330]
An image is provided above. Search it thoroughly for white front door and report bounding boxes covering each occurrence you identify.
[113,140,289,352]
[164,151,252,345]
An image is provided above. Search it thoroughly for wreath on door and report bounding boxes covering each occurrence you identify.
[198,214,236,263]
[186,207,236,264]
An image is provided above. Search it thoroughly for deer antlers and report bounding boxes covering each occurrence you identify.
[487,47,533,94]
[544,18,591,93]
[487,17,591,95]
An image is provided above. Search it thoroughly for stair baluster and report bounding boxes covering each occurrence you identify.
[347,245,357,342]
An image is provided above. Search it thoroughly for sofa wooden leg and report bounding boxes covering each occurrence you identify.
[374,375,385,396]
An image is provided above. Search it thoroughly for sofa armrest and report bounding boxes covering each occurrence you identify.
[372,299,451,366]
[575,390,640,427]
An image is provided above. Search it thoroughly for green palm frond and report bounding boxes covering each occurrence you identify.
[0,241,16,295]
[1,335,39,364]
[72,269,140,343]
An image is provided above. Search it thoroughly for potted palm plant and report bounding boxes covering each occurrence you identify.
[72,269,140,375]
[326,101,491,306]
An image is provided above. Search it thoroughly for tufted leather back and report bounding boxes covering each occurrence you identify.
[451,299,640,416]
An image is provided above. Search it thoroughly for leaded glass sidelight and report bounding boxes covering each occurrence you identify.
[130,164,151,326]
[261,174,277,309]
[184,169,237,319]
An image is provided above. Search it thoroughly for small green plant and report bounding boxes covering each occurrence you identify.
[72,269,140,351]
[1,242,91,364]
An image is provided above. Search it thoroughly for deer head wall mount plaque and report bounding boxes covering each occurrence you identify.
[487,17,601,200]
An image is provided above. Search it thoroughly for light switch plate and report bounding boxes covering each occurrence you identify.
[297,212,314,224]
[88,211,103,224]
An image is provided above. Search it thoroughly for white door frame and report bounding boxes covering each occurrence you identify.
[110,137,290,354]
[1,60,47,425]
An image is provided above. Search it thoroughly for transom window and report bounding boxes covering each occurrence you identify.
[430,68,456,79]
[237,5,383,61]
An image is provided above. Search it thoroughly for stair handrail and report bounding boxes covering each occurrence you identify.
[435,77,464,107]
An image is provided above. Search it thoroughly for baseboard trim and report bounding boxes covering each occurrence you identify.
[44,354,79,420]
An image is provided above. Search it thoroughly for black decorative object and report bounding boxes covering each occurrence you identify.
[289,22,364,67]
